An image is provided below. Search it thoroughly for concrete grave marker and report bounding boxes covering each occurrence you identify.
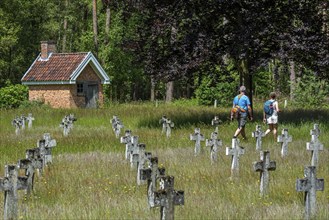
[26,113,35,128]
[20,115,26,130]
[60,114,77,136]
[159,116,174,138]
[253,151,276,196]
[111,115,124,138]
[120,130,133,160]
[306,124,323,167]
[38,135,56,166]
[190,128,205,156]
[252,125,266,151]
[226,138,245,177]
[211,116,221,133]
[17,155,43,195]
[12,116,23,135]
[154,176,184,220]
[136,144,152,185]
[0,165,28,220]
[206,131,222,164]
[277,128,292,157]
[129,136,140,168]
[296,166,324,220]
[140,157,166,208]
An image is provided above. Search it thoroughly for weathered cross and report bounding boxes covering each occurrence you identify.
[277,128,292,157]
[211,116,221,133]
[296,166,324,220]
[190,128,205,156]
[140,157,166,208]
[306,124,323,167]
[253,151,276,196]
[205,131,222,164]
[111,115,124,138]
[129,136,140,168]
[120,130,133,160]
[26,113,35,129]
[12,116,23,135]
[154,176,184,220]
[25,148,44,176]
[136,144,152,185]
[226,138,245,177]
[252,125,266,151]
[20,115,26,130]
[38,135,56,166]
[17,154,43,195]
[0,165,28,220]
[159,116,174,138]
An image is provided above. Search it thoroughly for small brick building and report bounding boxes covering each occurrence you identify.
[21,41,110,108]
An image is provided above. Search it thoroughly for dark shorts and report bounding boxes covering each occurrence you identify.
[237,113,247,128]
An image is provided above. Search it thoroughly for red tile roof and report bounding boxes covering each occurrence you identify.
[22,53,88,82]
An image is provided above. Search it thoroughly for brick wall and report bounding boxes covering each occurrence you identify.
[28,64,105,108]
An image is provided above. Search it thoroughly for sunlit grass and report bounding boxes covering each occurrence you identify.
[0,103,328,219]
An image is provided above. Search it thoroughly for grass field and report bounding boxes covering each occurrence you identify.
[0,103,328,219]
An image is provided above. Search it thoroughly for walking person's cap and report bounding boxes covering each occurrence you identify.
[239,86,246,92]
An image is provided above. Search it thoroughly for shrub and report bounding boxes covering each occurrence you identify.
[293,73,329,108]
[0,84,28,109]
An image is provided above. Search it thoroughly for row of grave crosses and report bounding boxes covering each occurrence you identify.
[59,114,77,136]
[111,115,124,138]
[0,133,56,220]
[120,129,184,220]
[252,124,325,220]
[11,113,35,135]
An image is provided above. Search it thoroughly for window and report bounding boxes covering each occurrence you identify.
[77,83,84,95]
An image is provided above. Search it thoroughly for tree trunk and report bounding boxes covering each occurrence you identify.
[105,6,111,45]
[92,0,98,56]
[289,60,296,101]
[62,0,68,52]
[150,77,155,101]
[165,81,174,103]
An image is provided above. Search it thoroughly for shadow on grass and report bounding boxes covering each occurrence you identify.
[137,108,329,128]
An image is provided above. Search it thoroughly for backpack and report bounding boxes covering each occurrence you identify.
[264,100,274,116]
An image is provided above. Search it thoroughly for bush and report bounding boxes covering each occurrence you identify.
[293,73,329,108]
[0,84,28,109]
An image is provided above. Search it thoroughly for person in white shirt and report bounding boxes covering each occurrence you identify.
[264,92,280,139]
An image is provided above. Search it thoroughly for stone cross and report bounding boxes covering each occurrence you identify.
[12,117,22,135]
[140,157,166,208]
[26,113,35,128]
[190,128,205,156]
[154,176,184,220]
[20,115,26,130]
[120,130,133,160]
[296,166,324,220]
[38,136,56,166]
[306,124,323,167]
[226,138,245,176]
[252,125,266,151]
[111,115,124,138]
[60,114,77,136]
[0,165,28,220]
[211,116,221,133]
[136,144,152,185]
[309,124,320,138]
[17,155,43,195]
[205,131,222,164]
[159,116,174,138]
[253,151,276,196]
[129,136,140,168]
[277,128,292,157]
[25,148,44,176]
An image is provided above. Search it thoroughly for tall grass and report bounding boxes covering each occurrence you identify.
[0,103,328,219]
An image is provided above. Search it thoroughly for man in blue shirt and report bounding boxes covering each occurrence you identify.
[231,86,253,140]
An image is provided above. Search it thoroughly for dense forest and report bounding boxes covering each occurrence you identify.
[0,0,328,105]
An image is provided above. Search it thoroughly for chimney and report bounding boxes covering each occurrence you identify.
[40,40,57,59]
